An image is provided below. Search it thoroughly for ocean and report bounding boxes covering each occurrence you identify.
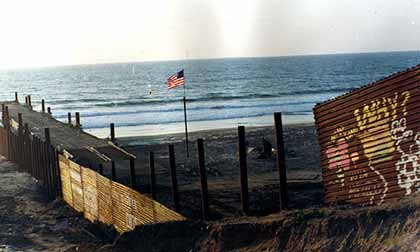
[0,51,419,137]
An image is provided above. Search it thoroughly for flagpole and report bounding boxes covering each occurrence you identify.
[183,80,190,158]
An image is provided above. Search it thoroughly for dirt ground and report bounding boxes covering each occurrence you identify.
[0,156,111,252]
[114,124,323,219]
[113,194,420,252]
[1,124,420,252]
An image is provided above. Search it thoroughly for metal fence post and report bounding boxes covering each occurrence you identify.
[197,138,209,220]
[238,126,249,215]
[149,151,157,200]
[168,144,180,211]
[274,112,288,210]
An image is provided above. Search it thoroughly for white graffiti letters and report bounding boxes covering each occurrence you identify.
[391,119,420,195]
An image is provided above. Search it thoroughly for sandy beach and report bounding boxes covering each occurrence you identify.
[110,123,323,219]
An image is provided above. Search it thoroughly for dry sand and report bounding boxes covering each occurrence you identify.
[0,156,109,252]
[111,123,324,219]
[1,123,420,252]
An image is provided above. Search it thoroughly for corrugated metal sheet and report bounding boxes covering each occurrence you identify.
[111,182,134,233]
[96,173,114,225]
[69,160,84,212]
[130,190,156,225]
[58,155,186,234]
[81,167,98,222]
[59,154,73,206]
[314,64,420,205]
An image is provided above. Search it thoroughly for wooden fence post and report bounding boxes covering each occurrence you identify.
[168,144,180,211]
[149,151,156,200]
[197,138,210,221]
[274,112,288,210]
[25,96,28,106]
[15,92,18,103]
[129,156,136,188]
[110,123,115,142]
[41,99,45,113]
[238,126,249,215]
[47,107,52,115]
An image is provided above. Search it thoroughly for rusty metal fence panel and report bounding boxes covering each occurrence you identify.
[314,65,420,205]
[97,173,114,225]
[58,154,186,234]
[81,167,98,222]
[59,155,73,206]
[69,160,84,212]
[111,182,134,233]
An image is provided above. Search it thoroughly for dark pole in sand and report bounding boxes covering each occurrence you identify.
[274,112,288,210]
[168,144,180,210]
[41,99,45,113]
[238,126,249,215]
[183,82,190,158]
[197,138,209,220]
[149,151,157,200]
[110,123,115,142]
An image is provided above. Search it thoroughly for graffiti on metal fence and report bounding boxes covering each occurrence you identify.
[315,65,420,205]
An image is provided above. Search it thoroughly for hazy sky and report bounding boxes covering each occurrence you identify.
[0,0,419,69]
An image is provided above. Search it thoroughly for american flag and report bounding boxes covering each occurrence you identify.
[167,69,185,89]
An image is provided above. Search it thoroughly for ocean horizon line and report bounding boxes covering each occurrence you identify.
[1,49,419,72]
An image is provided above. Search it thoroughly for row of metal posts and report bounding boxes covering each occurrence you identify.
[117,112,288,221]
[7,92,288,221]
[0,102,61,200]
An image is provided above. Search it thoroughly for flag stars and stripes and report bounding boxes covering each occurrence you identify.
[167,69,185,89]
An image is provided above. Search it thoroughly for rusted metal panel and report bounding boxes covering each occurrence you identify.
[68,160,84,212]
[111,181,134,233]
[57,155,186,233]
[152,200,186,223]
[130,190,156,225]
[81,167,98,222]
[314,65,420,205]
[110,181,186,233]
[130,189,186,224]
[96,173,114,225]
[59,154,73,207]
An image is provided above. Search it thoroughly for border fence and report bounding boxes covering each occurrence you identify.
[0,105,185,233]
[1,93,292,232]
[314,64,420,206]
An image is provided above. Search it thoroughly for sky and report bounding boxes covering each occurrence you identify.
[0,0,419,69]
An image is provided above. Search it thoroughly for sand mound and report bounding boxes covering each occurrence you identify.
[110,195,420,252]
